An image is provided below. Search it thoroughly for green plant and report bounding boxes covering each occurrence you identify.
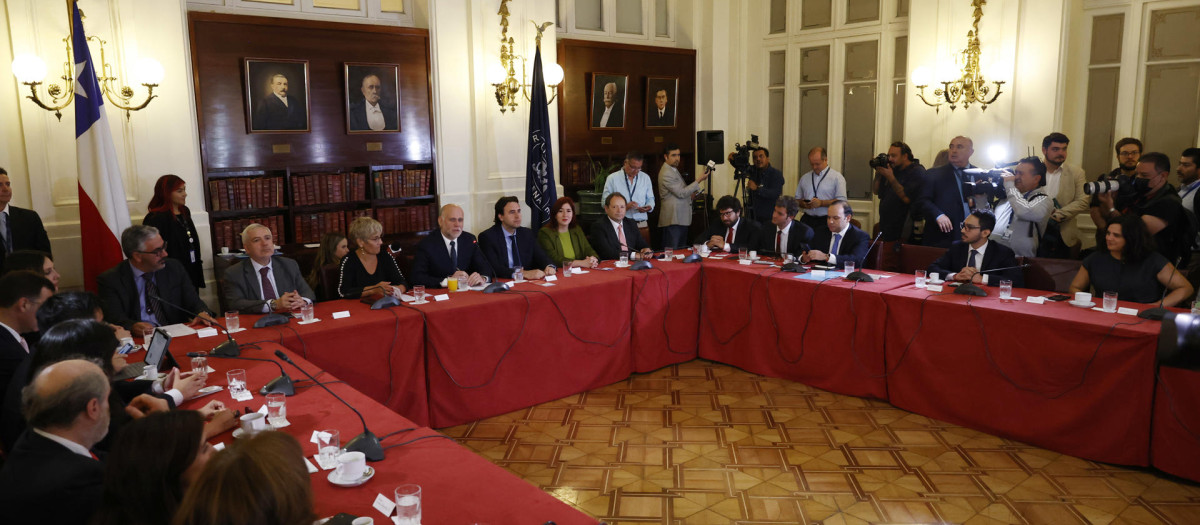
[585,151,621,194]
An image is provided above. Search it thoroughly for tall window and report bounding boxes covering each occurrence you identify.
[1141,6,1200,163]
[768,51,788,170]
[557,0,674,42]
[1082,14,1124,180]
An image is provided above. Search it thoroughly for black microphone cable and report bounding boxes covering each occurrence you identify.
[383,433,458,450]
[398,292,531,390]
[698,262,775,345]
[860,289,957,379]
[1155,368,1200,442]
[644,266,694,356]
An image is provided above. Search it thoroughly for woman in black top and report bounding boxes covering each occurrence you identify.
[143,174,203,289]
[338,216,407,299]
[1070,214,1192,305]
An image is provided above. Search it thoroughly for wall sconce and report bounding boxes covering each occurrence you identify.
[913,0,1004,112]
[10,5,162,121]
[489,0,563,114]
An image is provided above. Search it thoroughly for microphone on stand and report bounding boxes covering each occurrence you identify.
[1139,256,1182,320]
[148,293,239,357]
[274,350,384,461]
[844,232,884,282]
[187,352,295,396]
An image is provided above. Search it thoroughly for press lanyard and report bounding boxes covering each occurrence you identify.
[625,175,638,201]
[811,167,829,195]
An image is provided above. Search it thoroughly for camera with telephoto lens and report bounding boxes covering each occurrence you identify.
[961,161,1017,202]
[1083,173,1150,202]
[869,153,890,169]
[728,135,760,180]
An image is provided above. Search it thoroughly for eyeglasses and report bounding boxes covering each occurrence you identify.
[719,210,737,217]
[959,222,981,231]
[136,242,168,256]
[1118,151,1140,158]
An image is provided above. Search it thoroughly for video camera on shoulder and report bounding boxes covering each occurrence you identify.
[728,134,760,180]
[962,160,1017,201]
[1083,173,1150,201]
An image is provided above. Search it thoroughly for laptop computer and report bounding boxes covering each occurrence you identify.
[113,327,180,381]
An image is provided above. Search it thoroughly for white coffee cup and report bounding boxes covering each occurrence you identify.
[749,250,757,260]
[239,412,268,435]
[220,246,230,255]
[335,450,367,481]
[1075,292,1092,304]
[929,272,939,282]
[351,518,374,525]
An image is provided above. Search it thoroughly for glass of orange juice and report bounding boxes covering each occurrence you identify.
[447,277,459,292]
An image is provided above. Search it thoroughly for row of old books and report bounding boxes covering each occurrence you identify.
[372,169,432,199]
[213,215,287,251]
[292,172,369,206]
[208,177,285,211]
[562,159,594,187]
[374,205,435,235]
[292,209,373,244]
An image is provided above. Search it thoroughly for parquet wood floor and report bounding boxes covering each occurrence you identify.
[442,360,1200,524]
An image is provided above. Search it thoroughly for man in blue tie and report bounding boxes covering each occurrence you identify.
[928,210,1023,287]
[478,196,556,280]
[918,136,976,247]
[801,200,870,270]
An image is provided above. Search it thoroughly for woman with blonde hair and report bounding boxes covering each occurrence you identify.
[338,216,407,298]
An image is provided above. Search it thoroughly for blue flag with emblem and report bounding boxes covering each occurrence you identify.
[525,45,557,228]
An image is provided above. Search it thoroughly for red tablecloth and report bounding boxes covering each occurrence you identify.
[624,260,701,372]
[698,259,904,399]
[419,272,634,427]
[1152,366,1200,480]
[880,285,1159,465]
[169,299,429,425]
[178,343,596,524]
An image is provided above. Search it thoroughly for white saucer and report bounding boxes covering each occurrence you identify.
[615,262,630,268]
[927,279,945,285]
[1068,299,1095,308]
[411,300,429,305]
[328,466,375,487]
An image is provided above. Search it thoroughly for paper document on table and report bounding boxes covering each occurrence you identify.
[159,324,197,338]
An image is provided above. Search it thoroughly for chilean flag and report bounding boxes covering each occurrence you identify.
[73,2,131,292]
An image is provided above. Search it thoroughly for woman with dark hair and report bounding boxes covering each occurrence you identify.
[536,196,599,268]
[173,431,316,525]
[306,231,349,300]
[1070,214,1192,305]
[2,250,60,290]
[143,174,204,289]
[92,411,214,525]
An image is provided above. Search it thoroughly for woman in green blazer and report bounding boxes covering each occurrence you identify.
[537,197,600,268]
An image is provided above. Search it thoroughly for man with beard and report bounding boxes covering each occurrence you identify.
[695,195,761,253]
[1090,137,1142,249]
[657,144,708,249]
[1040,133,1089,258]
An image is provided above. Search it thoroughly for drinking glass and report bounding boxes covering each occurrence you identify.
[1103,291,1118,312]
[413,285,426,303]
[561,261,572,278]
[619,254,629,266]
[226,369,247,398]
[301,303,315,322]
[225,311,240,332]
[317,429,341,468]
[1191,300,1200,315]
[190,351,208,384]
[843,261,856,274]
[663,248,673,260]
[512,266,524,283]
[999,280,1013,300]
[394,485,422,525]
[692,244,704,255]
[738,248,749,261]
[446,277,459,292]
[266,392,286,424]
[914,270,927,288]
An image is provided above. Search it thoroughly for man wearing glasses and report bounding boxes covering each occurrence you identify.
[1090,137,1142,250]
[927,210,1023,287]
[98,225,215,333]
[695,195,761,253]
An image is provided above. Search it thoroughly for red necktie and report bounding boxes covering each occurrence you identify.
[726,227,734,247]
[89,451,99,461]
[776,230,782,254]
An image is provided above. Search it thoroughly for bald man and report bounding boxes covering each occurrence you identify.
[918,136,978,247]
[0,359,110,524]
[410,204,495,288]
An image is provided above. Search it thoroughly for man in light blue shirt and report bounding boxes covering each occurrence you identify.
[795,146,847,236]
[602,151,656,226]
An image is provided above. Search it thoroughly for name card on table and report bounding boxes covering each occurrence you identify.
[213,442,225,451]
[810,270,826,278]
[1026,296,1045,304]
[926,284,944,292]
[539,282,556,287]
[304,457,318,474]
[1117,307,1139,316]
[545,275,557,282]
[196,327,219,338]
[373,493,397,517]
[332,311,351,319]
[433,294,450,302]
[311,430,332,445]
[231,390,253,402]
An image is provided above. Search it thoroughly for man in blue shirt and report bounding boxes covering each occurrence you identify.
[602,152,656,228]
[745,147,784,225]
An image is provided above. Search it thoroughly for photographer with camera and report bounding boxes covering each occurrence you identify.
[871,141,926,245]
[1089,137,1142,250]
[992,157,1055,258]
[1098,152,1190,265]
[727,147,783,225]
[795,147,847,236]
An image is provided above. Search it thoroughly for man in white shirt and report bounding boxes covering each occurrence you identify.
[221,224,315,314]
[0,270,55,410]
[0,359,109,524]
[593,82,624,128]
[795,147,848,236]
[1039,133,1089,258]
[349,73,398,132]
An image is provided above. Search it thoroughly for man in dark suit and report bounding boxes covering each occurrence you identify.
[348,73,399,132]
[592,81,624,128]
[757,196,814,258]
[252,73,307,130]
[918,136,976,247]
[928,209,1023,287]
[648,88,675,126]
[479,196,556,279]
[98,225,215,333]
[803,200,870,270]
[0,359,109,525]
[694,195,762,253]
[0,168,53,270]
[221,223,315,313]
[590,193,652,260]
[0,271,54,411]
[411,204,494,288]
